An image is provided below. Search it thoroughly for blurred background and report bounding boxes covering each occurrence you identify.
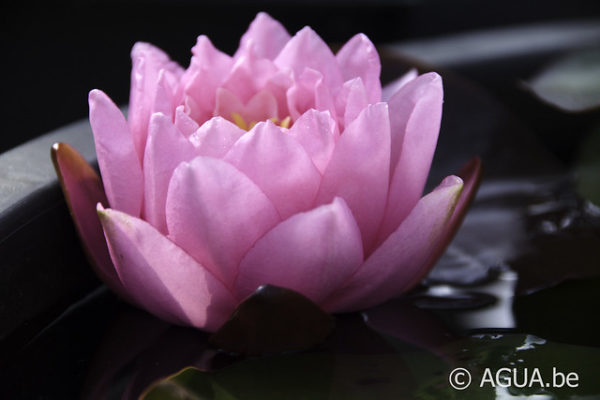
[2,0,600,160]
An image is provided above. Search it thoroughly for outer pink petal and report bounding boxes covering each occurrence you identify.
[224,121,321,220]
[180,36,233,123]
[129,42,183,160]
[235,197,363,304]
[234,12,291,60]
[174,105,199,137]
[336,33,382,103]
[165,157,280,287]
[324,176,464,313]
[189,117,244,158]
[288,109,338,174]
[382,69,417,102]
[89,89,143,217]
[275,26,343,91]
[51,143,129,301]
[416,157,482,284]
[143,113,196,234]
[377,72,444,243]
[98,206,237,332]
[315,103,391,253]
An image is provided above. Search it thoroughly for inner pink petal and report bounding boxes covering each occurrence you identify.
[234,12,291,60]
[224,121,322,220]
[165,156,280,287]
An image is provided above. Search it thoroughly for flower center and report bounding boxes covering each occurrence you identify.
[231,112,291,131]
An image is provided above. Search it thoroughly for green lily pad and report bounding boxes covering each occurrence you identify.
[209,285,335,356]
[423,334,600,399]
[141,333,600,399]
[140,351,441,399]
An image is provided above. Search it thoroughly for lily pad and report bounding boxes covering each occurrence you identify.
[427,174,600,296]
[141,350,441,400]
[425,334,600,399]
[209,285,335,356]
[141,333,600,399]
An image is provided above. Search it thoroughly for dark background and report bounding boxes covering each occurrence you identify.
[2,0,600,155]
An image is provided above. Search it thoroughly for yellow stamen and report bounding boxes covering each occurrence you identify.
[231,112,248,131]
[280,116,291,129]
[230,113,293,131]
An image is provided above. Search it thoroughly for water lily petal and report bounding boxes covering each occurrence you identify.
[382,68,417,102]
[378,72,444,243]
[214,88,245,123]
[336,33,381,103]
[338,77,369,129]
[224,121,321,220]
[235,197,363,304]
[288,109,338,174]
[152,69,179,117]
[129,42,183,160]
[243,90,280,123]
[223,52,279,104]
[215,88,279,127]
[51,143,129,300]
[416,157,482,284]
[98,206,236,332]
[286,68,336,121]
[88,89,143,217]
[165,156,280,287]
[235,12,291,60]
[275,26,343,91]
[315,103,390,253]
[143,113,196,234]
[189,116,244,158]
[264,70,294,120]
[180,35,233,123]
[174,105,199,137]
[324,176,464,313]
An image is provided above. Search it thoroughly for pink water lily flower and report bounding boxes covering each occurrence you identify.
[52,13,480,332]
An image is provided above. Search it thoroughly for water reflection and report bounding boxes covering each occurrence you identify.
[425,270,518,331]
